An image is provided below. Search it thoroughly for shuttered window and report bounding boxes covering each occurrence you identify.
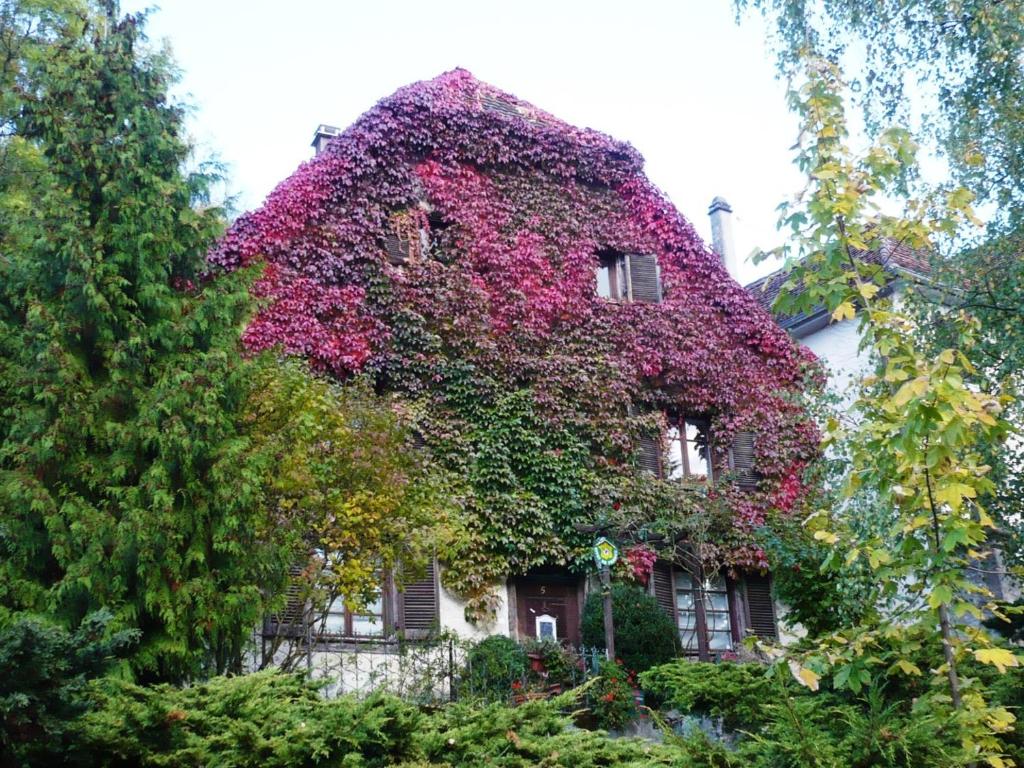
[397,558,440,639]
[596,251,661,302]
[266,563,310,638]
[637,434,662,476]
[626,253,661,303]
[384,232,411,264]
[675,572,735,658]
[666,416,712,483]
[321,591,386,638]
[651,561,677,621]
[596,252,626,299]
[744,573,777,639]
[730,431,758,490]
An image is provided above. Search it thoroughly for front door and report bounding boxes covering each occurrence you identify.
[515,575,581,645]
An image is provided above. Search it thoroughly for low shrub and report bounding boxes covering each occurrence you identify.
[72,670,705,766]
[640,660,775,729]
[460,635,528,701]
[581,583,679,673]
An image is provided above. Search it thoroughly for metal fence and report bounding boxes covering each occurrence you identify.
[296,636,606,705]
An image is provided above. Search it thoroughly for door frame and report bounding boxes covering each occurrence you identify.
[507,567,585,645]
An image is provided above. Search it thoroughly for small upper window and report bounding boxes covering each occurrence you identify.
[666,416,712,482]
[595,251,661,302]
[596,251,625,300]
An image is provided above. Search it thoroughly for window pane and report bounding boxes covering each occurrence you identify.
[707,611,732,631]
[352,613,384,636]
[323,597,347,634]
[704,592,730,612]
[596,266,612,298]
[666,425,684,480]
[704,574,728,591]
[708,631,733,650]
[685,421,710,478]
[679,630,700,653]
[352,593,383,636]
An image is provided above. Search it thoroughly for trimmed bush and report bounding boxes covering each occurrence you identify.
[581,583,679,673]
[640,660,775,729]
[461,635,528,700]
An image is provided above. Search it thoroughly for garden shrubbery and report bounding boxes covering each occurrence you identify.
[16,669,708,767]
[581,583,679,673]
[641,657,1024,768]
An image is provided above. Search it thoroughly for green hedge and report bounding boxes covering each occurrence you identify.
[581,583,679,673]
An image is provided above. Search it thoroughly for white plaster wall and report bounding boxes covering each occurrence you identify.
[437,568,510,640]
[800,318,868,405]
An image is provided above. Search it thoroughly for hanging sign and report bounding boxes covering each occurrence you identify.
[592,536,619,568]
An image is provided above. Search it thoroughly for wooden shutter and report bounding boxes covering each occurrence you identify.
[744,573,778,639]
[268,563,308,638]
[651,561,677,624]
[730,431,758,490]
[627,253,661,303]
[385,233,410,264]
[637,434,662,477]
[398,558,440,638]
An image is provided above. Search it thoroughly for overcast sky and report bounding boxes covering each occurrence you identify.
[130,0,807,285]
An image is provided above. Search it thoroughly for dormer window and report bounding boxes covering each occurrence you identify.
[595,251,661,303]
[666,416,712,482]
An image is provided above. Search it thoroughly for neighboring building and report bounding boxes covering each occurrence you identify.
[742,233,930,401]
[740,220,1012,606]
[212,70,818,670]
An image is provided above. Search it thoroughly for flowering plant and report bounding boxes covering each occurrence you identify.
[590,659,637,730]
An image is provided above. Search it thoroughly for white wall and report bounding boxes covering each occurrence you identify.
[800,317,868,406]
[438,570,510,640]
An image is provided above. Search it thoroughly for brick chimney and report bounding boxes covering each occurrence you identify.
[708,196,739,280]
[311,124,341,155]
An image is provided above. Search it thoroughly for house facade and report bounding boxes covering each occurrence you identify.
[212,70,818,667]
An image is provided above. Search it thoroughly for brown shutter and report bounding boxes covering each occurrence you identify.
[627,253,661,303]
[268,563,309,638]
[651,561,677,624]
[398,558,440,638]
[744,573,778,639]
[730,431,759,490]
[637,434,662,477]
[385,233,410,264]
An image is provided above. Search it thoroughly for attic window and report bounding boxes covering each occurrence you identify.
[596,251,662,303]
[479,93,544,125]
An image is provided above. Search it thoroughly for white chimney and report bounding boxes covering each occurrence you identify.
[311,124,341,155]
[708,196,739,280]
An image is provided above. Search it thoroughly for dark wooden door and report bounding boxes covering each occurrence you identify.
[516,580,580,645]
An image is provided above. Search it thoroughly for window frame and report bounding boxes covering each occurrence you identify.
[673,570,741,661]
[665,414,715,484]
[596,251,627,300]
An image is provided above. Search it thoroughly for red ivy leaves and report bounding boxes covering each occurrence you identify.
[209,68,819,583]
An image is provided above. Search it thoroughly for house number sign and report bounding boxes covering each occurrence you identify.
[592,536,619,568]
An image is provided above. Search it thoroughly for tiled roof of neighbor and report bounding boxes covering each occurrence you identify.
[744,239,931,332]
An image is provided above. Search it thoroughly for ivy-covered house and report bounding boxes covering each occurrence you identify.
[211,70,818,662]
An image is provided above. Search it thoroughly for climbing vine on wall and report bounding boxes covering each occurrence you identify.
[209,69,818,620]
